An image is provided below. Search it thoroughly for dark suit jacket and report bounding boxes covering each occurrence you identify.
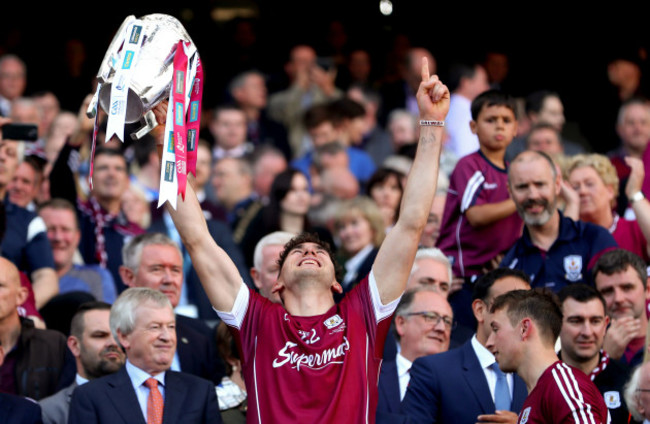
[68,367,221,424]
[401,339,528,424]
[377,357,401,414]
[176,315,225,384]
[0,393,42,424]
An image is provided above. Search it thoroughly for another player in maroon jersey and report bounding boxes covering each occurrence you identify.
[489,289,610,424]
[154,57,449,423]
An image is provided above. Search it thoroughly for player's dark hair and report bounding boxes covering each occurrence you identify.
[491,288,562,346]
[593,248,647,289]
[277,232,341,279]
[472,268,531,302]
[470,90,517,121]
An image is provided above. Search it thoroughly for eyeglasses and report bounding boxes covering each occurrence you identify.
[637,389,650,393]
[403,311,455,330]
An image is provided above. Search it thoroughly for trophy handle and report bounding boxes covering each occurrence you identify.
[131,110,158,140]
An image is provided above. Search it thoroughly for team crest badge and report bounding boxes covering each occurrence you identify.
[604,391,621,408]
[519,407,531,424]
[563,255,583,282]
[324,314,343,329]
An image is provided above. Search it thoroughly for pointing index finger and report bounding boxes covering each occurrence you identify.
[421,57,430,83]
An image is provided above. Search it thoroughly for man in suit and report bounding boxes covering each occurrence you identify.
[377,288,452,416]
[119,233,223,384]
[401,268,530,423]
[68,287,220,424]
[39,301,126,424]
[250,231,295,304]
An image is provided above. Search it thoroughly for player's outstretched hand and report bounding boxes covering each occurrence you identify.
[416,57,450,122]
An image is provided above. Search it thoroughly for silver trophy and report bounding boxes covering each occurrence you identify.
[88,13,197,139]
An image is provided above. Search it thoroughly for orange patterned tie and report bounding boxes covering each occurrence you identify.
[144,378,164,424]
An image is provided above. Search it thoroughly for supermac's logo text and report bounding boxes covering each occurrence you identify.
[272,337,350,371]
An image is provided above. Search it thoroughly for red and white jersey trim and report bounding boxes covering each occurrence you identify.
[368,270,402,322]
[214,280,249,329]
[551,362,598,424]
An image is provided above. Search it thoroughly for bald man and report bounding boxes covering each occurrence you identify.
[0,257,74,400]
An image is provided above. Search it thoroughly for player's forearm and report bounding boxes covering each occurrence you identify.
[31,267,59,309]
[465,199,517,227]
[395,125,443,234]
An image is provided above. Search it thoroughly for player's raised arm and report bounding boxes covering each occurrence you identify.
[152,102,242,312]
[373,58,449,304]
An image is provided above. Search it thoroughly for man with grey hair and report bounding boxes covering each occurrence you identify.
[0,55,26,117]
[68,288,221,424]
[250,231,295,304]
[119,233,223,384]
[407,247,452,296]
[377,288,452,417]
[624,362,650,423]
[500,150,617,290]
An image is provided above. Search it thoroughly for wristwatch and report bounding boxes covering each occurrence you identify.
[630,191,645,204]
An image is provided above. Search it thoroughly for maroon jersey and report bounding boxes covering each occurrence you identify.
[517,361,609,424]
[436,151,522,277]
[217,272,397,423]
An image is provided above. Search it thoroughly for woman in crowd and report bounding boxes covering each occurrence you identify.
[239,168,334,267]
[567,153,650,262]
[366,167,404,230]
[216,322,246,424]
[334,196,385,296]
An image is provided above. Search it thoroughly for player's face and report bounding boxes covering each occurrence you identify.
[133,245,184,308]
[40,207,80,270]
[118,302,176,375]
[595,266,649,320]
[508,155,560,227]
[397,291,452,361]
[488,308,522,373]
[78,309,125,379]
[481,277,531,347]
[470,105,517,153]
[252,244,284,304]
[560,298,608,365]
[406,258,450,297]
[277,242,336,291]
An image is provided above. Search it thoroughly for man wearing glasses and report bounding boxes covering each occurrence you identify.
[377,288,453,417]
[402,268,530,424]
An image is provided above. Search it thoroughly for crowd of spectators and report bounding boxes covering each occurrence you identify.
[2,21,650,423]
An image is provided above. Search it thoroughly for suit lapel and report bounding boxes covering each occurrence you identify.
[511,374,528,412]
[161,372,185,424]
[107,367,147,424]
[461,341,494,413]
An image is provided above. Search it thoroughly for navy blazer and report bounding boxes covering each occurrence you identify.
[68,366,221,424]
[176,315,225,384]
[0,393,42,424]
[377,358,401,414]
[401,339,528,424]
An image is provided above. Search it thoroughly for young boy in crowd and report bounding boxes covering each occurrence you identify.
[437,90,522,279]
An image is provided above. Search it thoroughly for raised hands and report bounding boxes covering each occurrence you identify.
[416,57,450,122]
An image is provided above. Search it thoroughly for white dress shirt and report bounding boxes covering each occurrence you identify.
[125,360,167,421]
[471,334,514,402]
